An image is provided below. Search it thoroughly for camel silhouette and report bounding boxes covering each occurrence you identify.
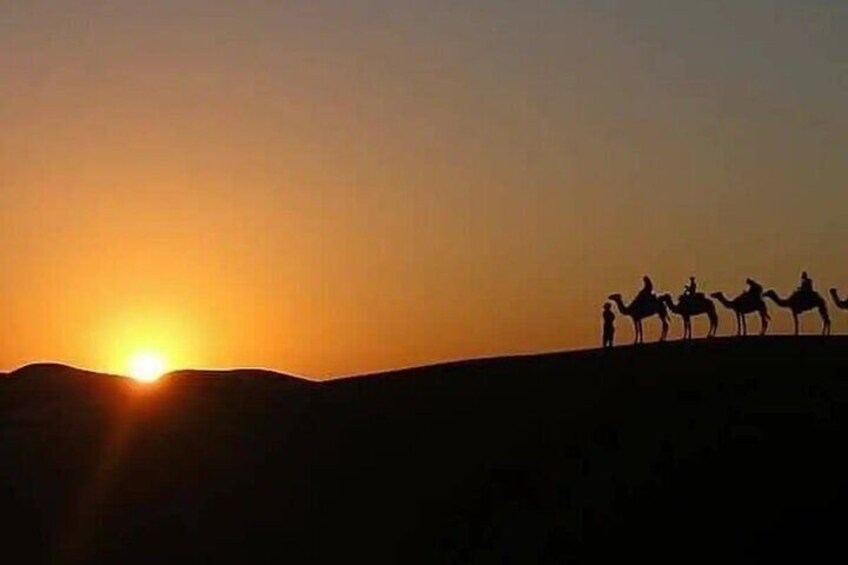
[710,291,770,336]
[659,293,718,340]
[608,293,669,344]
[829,288,848,310]
[763,289,831,336]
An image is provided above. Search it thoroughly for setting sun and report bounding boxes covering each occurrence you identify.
[127,352,168,383]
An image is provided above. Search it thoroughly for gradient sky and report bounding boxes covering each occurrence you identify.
[1,1,846,378]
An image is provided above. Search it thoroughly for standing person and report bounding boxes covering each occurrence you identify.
[602,302,616,348]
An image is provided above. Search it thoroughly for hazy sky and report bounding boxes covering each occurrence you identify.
[1,1,846,377]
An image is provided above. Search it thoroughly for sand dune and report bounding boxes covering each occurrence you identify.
[1,336,846,563]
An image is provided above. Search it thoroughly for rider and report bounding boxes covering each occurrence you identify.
[684,276,697,297]
[636,275,655,304]
[745,278,763,298]
[798,271,813,294]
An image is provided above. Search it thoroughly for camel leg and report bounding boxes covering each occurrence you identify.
[820,308,831,336]
[661,316,668,342]
[793,314,799,336]
[741,314,747,336]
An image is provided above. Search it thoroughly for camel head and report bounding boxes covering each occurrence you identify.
[831,288,848,309]
[763,289,778,299]
[657,293,672,304]
[709,292,723,299]
[608,293,622,301]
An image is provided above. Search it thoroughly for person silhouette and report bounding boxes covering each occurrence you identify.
[684,276,697,297]
[635,275,654,305]
[746,278,763,298]
[602,302,615,348]
[798,271,813,294]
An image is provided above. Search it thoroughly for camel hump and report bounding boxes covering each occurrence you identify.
[680,292,707,304]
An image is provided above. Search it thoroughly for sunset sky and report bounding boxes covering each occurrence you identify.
[1,1,846,378]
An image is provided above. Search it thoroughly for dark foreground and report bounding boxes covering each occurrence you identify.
[2,336,848,564]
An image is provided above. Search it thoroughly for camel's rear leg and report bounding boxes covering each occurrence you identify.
[820,307,831,336]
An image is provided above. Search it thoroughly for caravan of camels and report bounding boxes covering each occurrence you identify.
[606,272,848,345]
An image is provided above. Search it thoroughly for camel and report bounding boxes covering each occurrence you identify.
[763,289,830,335]
[608,293,669,344]
[659,293,718,340]
[710,291,770,336]
[830,288,848,310]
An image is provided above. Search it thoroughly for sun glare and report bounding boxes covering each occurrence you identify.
[127,352,168,383]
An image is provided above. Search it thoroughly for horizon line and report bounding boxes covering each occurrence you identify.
[2,333,839,382]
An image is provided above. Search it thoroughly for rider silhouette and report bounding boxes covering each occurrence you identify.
[798,271,813,294]
[745,278,763,298]
[636,276,654,304]
[684,276,697,297]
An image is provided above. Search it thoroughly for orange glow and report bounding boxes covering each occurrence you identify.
[126,351,168,383]
[0,4,845,379]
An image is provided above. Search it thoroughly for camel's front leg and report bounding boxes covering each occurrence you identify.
[660,316,668,342]
[633,319,640,344]
[741,314,748,336]
[793,314,799,336]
